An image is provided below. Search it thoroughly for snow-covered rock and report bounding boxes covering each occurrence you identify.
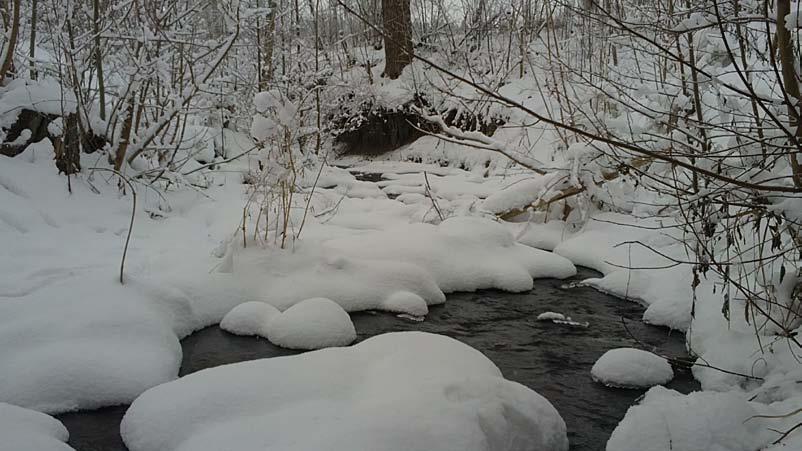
[607,386,774,451]
[380,291,429,317]
[267,298,356,350]
[219,302,280,337]
[0,402,73,451]
[591,348,673,388]
[537,312,566,321]
[121,332,569,451]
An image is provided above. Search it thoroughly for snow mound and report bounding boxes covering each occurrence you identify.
[220,302,280,337]
[326,216,577,293]
[381,291,429,317]
[267,298,356,350]
[243,252,447,314]
[591,348,673,389]
[0,402,73,451]
[121,332,569,451]
[480,174,562,215]
[537,312,566,321]
[607,386,773,451]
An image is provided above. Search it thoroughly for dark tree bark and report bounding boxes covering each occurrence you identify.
[55,114,81,175]
[381,0,413,79]
[777,0,802,188]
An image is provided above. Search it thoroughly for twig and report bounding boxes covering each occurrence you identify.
[89,167,136,285]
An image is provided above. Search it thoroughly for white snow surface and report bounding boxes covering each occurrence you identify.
[121,332,569,451]
[607,386,774,451]
[326,216,577,293]
[266,298,356,350]
[591,348,674,389]
[537,312,566,321]
[0,403,73,451]
[220,302,280,337]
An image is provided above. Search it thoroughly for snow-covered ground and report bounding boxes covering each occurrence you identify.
[2,129,800,449]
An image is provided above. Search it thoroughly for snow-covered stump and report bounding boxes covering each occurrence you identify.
[0,402,73,451]
[121,332,569,451]
[591,348,674,389]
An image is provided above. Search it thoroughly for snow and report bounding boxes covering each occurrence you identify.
[591,348,674,389]
[381,291,429,317]
[553,213,693,331]
[537,312,566,321]
[326,216,577,293]
[0,402,73,451]
[0,78,77,130]
[220,302,280,337]
[606,386,774,451]
[121,332,569,451]
[266,297,356,350]
[480,173,564,216]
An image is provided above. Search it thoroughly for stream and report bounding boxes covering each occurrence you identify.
[56,267,698,451]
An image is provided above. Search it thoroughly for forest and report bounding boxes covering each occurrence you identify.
[0,1,801,450]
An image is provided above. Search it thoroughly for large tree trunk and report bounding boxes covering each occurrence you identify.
[777,0,802,188]
[381,0,413,79]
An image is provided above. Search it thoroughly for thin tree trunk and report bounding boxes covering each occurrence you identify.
[259,0,277,90]
[94,0,106,120]
[28,0,35,79]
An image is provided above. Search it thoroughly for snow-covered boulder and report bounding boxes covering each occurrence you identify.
[380,291,429,317]
[219,302,280,337]
[121,332,569,451]
[606,386,774,451]
[0,402,73,451]
[267,298,356,350]
[591,348,673,388]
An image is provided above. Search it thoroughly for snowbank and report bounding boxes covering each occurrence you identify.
[121,332,569,451]
[0,402,73,451]
[267,298,356,350]
[326,216,577,293]
[591,348,673,389]
[606,386,774,451]
[220,302,280,337]
[553,213,692,330]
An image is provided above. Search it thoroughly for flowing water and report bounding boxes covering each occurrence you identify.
[57,268,698,451]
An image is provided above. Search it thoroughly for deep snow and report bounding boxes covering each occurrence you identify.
[120,332,569,451]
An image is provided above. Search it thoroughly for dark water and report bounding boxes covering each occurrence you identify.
[57,268,698,451]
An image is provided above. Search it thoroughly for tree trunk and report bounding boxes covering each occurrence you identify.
[28,0,35,79]
[94,0,106,120]
[0,0,20,84]
[259,0,277,90]
[381,0,413,79]
[55,114,81,175]
[777,0,802,187]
